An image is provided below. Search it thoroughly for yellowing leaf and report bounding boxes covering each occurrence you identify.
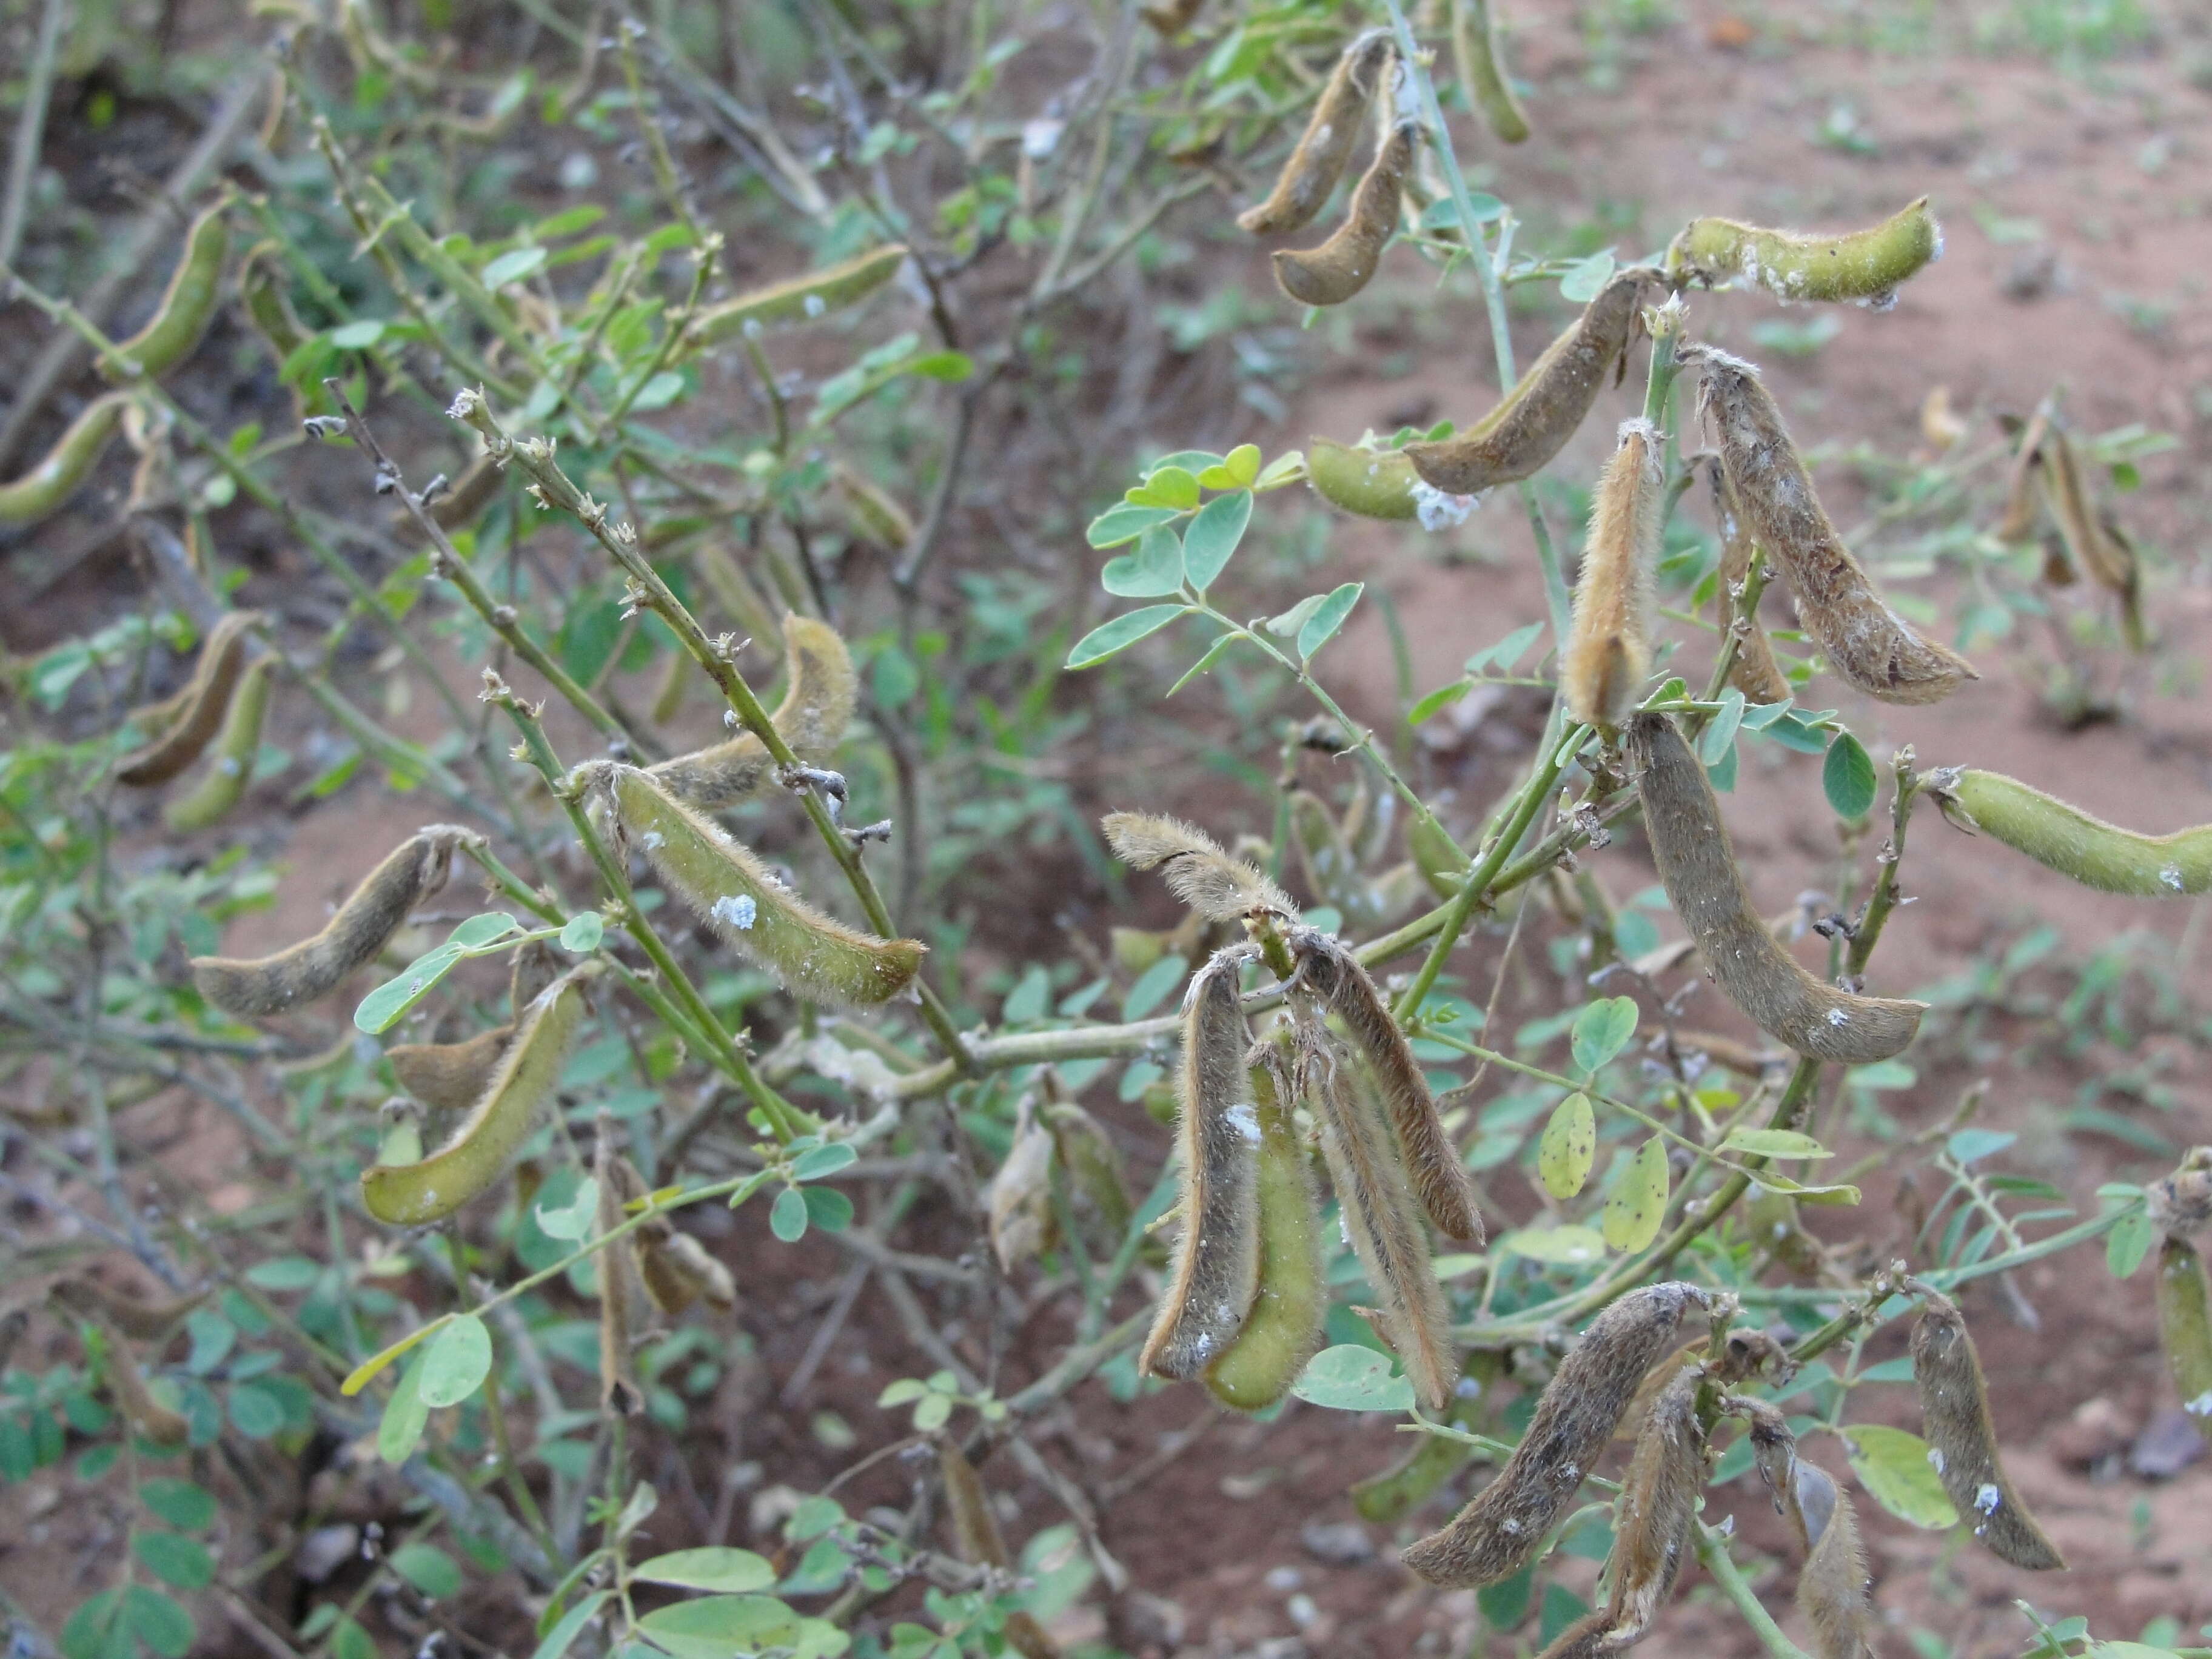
[1841,1424,1959,1529]
[1601,1138,1669,1253]
[1538,1093,1597,1199]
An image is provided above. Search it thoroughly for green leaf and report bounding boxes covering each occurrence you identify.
[1267,592,1327,640]
[877,1378,928,1407]
[1503,1224,1606,1265]
[354,942,466,1033]
[1065,605,1189,669]
[907,350,974,381]
[912,1390,953,1431]
[327,318,386,349]
[482,246,549,287]
[529,1592,609,1659]
[227,1381,285,1439]
[378,1352,430,1464]
[1085,503,1180,548]
[771,1187,809,1242]
[390,1542,462,1598]
[1122,953,1188,1021]
[1840,1424,1958,1529]
[417,1314,492,1409]
[121,1586,193,1659]
[1601,1138,1669,1253]
[1290,1346,1417,1412]
[1560,249,1616,303]
[1822,730,1877,820]
[1407,680,1470,726]
[1719,1128,1833,1159]
[1946,1128,2016,1164]
[133,1531,213,1590]
[2107,1208,2156,1278]
[536,1178,599,1241]
[1538,1094,1596,1199]
[1298,582,1364,662]
[1699,688,1746,766]
[139,1479,215,1532]
[793,1143,859,1182]
[1570,996,1638,1074]
[560,911,605,952]
[1180,490,1252,591]
[801,1187,854,1232]
[1223,443,1262,486]
[1166,629,1244,695]
[1132,466,1201,510]
[1464,620,1546,676]
[449,912,520,950]
[633,1547,776,1594]
[636,1595,805,1659]
[343,1316,449,1396]
[1100,525,1184,597]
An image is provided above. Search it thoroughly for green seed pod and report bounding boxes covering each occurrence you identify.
[1238,32,1396,236]
[236,241,333,419]
[360,966,592,1225]
[1691,346,1976,705]
[190,826,466,1017]
[595,763,925,1005]
[831,463,916,551]
[1307,436,1419,521]
[683,245,910,348]
[0,391,132,525]
[646,614,858,811]
[1600,1364,1706,1644]
[162,655,273,833]
[1563,419,1661,732]
[2038,424,2148,652]
[2155,1235,2212,1450]
[1630,714,1922,1064]
[1932,769,2212,897]
[1665,198,1940,308]
[595,1129,647,1415]
[1204,1040,1326,1412]
[1043,1099,1135,1255]
[1273,119,1416,307]
[1142,948,1264,1382]
[1451,0,1530,144]
[1706,457,1793,706]
[116,611,260,786]
[1102,811,1299,922]
[1401,1282,1708,1588]
[1405,270,1651,495]
[387,1024,515,1113]
[1909,1289,2065,1570]
[102,201,230,383]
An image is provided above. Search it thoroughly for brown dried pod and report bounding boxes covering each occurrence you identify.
[1909,1288,2065,1569]
[1601,1364,1706,1644]
[1691,346,1976,705]
[938,1443,1059,1659]
[1286,926,1482,1243]
[1102,812,1298,922]
[603,1152,735,1315]
[1997,403,2051,546]
[1563,419,1663,732]
[49,1278,204,1342]
[646,614,857,811]
[1237,32,1396,236]
[1140,948,1262,1381]
[1706,457,1793,706]
[387,1024,514,1113]
[1736,1400,1875,1659]
[2039,424,2148,652]
[1404,269,1651,496]
[190,827,466,1017]
[1401,1281,1708,1588]
[115,611,260,786]
[1627,714,1923,1065]
[594,1130,646,1416]
[1273,119,1415,307]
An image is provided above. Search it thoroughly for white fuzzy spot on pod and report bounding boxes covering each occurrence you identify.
[2187,1389,2212,1416]
[2160,863,2185,891]
[1827,1007,1849,1026]
[1926,1447,1946,1474]
[220,757,243,776]
[712,893,759,930]
[1500,1518,1522,1536]
[642,830,665,850]
[1974,1483,2001,1514]
[1412,480,1482,531]
[1225,1101,1261,1143]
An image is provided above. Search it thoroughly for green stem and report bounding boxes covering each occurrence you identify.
[1695,1524,1813,1659]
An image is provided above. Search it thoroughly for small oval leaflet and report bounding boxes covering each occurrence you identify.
[1298,582,1364,662]
[416,1314,493,1410]
[1538,1093,1597,1199]
[1823,729,1878,820]
[378,1353,429,1465]
[559,911,604,953]
[1292,1344,1418,1412]
[771,1185,810,1242]
[632,1546,776,1594]
[1101,525,1185,598]
[1181,489,1253,591]
[1086,502,1180,548]
[1067,604,1190,670]
[1560,249,1616,302]
[1570,996,1639,1074]
[1719,1128,1833,1159]
[1503,1223,1606,1265]
[1840,1423,1959,1529]
[634,1594,808,1659]
[535,1176,599,1241]
[1601,1138,1669,1252]
[2107,1208,2155,1279]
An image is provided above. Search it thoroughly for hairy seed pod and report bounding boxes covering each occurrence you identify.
[990,1098,1059,1273]
[595,763,925,1005]
[1691,347,1976,705]
[646,615,857,811]
[191,827,465,1017]
[1601,1365,1706,1644]
[1666,198,1940,308]
[1204,1041,1326,1411]
[831,463,916,551]
[1102,811,1299,922]
[595,1131,646,1415]
[1307,1046,1456,1410]
[1794,1461,1877,1659]
[1932,768,2212,897]
[1405,270,1651,496]
[1307,435,1419,520]
[1044,1100,1134,1255]
[1997,404,2051,546]
[1401,1282,1708,1588]
[1564,420,1663,732]
[49,1278,204,1342]
[2038,425,2147,651]
[1273,119,1416,307]
[162,656,273,833]
[387,1024,515,1113]
[0,390,132,525]
[1706,458,1793,706]
[61,1302,187,1447]
[1452,0,1530,142]
[1288,927,1482,1242]
[102,201,230,383]
[1142,949,1264,1381]
[1629,714,1922,1064]
[2156,1235,2212,1448]
[360,967,591,1225]
[684,245,910,347]
[938,1443,1059,1659]
[1238,32,1396,235]
[1909,1289,2064,1569]
[116,611,260,786]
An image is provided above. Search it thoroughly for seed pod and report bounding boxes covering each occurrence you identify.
[190,827,465,1017]
[1665,198,1941,309]
[1102,811,1298,922]
[1450,0,1530,142]
[684,246,909,349]
[1288,927,1483,1242]
[0,390,132,525]
[1997,404,2051,545]
[1794,1461,1877,1659]
[1351,1350,1506,1524]
[1307,436,1419,521]
[938,1443,1059,1659]
[1909,1289,2064,1570]
[1631,714,1920,1062]
[990,1098,1059,1273]
[1691,347,1976,705]
[1931,768,2212,897]
[1043,1100,1135,1254]
[1706,458,1793,706]
[1204,1041,1326,1412]
[2156,1235,2212,1449]
[2038,424,2147,652]
[360,966,592,1225]
[102,201,230,383]
[49,1278,204,1342]
[595,763,925,1005]
[116,611,260,786]
[595,1131,646,1416]
[646,615,857,811]
[162,656,273,833]
[831,463,916,551]
[387,1024,514,1113]
[1404,270,1651,495]
[1401,1281,1708,1588]
[1238,32,1396,236]
[1289,789,1393,931]
[1273,119,1416,307]
[60,1302,187,1447]
[237,243,332,419]
[603,1153,735,1315]
[691,544,784,659]
[1141,948,1263,1381]
[1563,420,1662,732]
[2147,1148,2212,1239]
[1601,1365,1706,1644]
